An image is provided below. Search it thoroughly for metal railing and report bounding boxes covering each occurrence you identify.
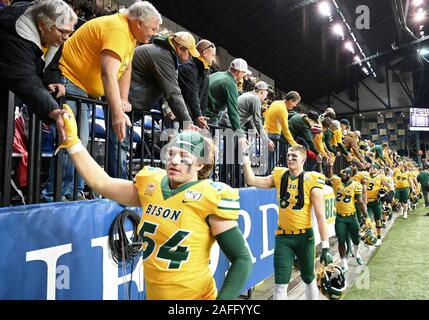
[1,91,347,207]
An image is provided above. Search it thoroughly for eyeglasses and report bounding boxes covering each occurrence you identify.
[201,43,215,52]
[53,25,73,38]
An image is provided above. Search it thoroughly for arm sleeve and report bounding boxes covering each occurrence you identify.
[252,98,269,141]
[337,142,349,156]
[225,83,244,135]
[278,108,297,145]
[303,126,319,155]
[324,131,337,153]
[152,53,192,122]
[4,40,59,121]
[178,63,202,119]
[215,227,252,300]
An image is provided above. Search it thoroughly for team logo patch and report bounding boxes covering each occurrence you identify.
[183,190,203,202]
[145,184,156,196]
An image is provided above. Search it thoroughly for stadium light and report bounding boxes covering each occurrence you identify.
[412,0,424,6]
[319,2,332,17]
[333,23,344,37]
[344,41,355,53]
[418,48,429,55]
[415,8,426,21]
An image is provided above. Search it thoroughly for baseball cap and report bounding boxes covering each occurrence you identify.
[254,81,269,91]
[307,111,319,123]
[230,58,252,75]
[173,32,200,58]
[340,119,350,128]
[341,167,354,176]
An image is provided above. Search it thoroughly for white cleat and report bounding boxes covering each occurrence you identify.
[375,239,382,247]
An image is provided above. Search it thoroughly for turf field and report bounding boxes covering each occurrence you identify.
[345,202,429,300]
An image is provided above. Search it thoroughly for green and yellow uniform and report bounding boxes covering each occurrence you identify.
[366,174,386,220]
[352,171,369,220]
[135,167,240,300]
[331,176,362,246]
[272,167,325,284]
[394,168,411,203]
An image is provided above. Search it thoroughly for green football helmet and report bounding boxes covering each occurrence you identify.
[316,263,347,300]
[359,224,377,246]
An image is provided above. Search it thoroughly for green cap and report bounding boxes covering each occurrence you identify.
[169,131,206,160]
[342,167,353,176]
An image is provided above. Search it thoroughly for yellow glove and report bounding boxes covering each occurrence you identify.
[54,104,81,154]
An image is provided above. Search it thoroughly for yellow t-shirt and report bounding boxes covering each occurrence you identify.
[272,167,325,230]
[134,167,240,300]
[314,133,328,158]
[330,129,343,147]
[330,176,362,215]
[367,174,387,201]
[394,169,411,188]
[263,101,297,145]
[60,13,136,97]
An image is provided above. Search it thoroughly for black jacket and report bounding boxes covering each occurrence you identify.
[178,57,209,119]
[129,36,192,122]
[0,1,61,122]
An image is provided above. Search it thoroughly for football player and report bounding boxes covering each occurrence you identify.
[394,163,416,219]
[243,144,333,300]
[328,167,371,272]
[366,163,390,246]
[56,105,252,300]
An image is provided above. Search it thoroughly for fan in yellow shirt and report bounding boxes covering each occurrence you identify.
[43,2,162,201]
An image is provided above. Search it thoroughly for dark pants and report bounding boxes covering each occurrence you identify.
[422,185,429,207]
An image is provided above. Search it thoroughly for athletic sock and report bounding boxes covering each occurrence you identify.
[273,284,288,300]
[304,278,319,300]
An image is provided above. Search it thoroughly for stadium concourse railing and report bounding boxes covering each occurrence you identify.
[0,91,347,207]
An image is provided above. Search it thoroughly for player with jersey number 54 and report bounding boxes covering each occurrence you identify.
[57,104,252,300]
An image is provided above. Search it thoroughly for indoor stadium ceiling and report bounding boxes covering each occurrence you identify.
[146,0,429,107]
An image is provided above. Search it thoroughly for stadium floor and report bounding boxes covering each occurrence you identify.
[345,201,429,300]
[245,201,428,300]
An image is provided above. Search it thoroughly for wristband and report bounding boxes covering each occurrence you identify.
[321,240,329,249]
[67,142,85,154]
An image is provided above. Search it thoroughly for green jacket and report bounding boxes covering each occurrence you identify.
[371,145,385,161]
[205,71,243,134]
[417,172,429,188]
[288,113,319,155]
